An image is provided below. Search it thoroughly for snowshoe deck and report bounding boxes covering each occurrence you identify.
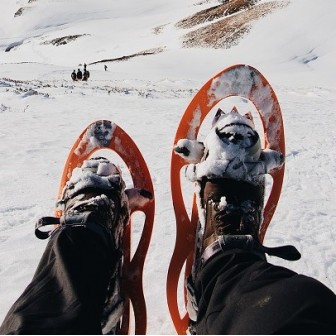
[56,120,155,335]
[167,64,285,334]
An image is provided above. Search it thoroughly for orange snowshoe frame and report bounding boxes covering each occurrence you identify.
[55,120,155,335]
[167,64,285,334]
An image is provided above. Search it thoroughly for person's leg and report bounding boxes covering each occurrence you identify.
[189,179,336,335]
[0,227,114,334]
[0,157,135,334]
[196,250,336,334]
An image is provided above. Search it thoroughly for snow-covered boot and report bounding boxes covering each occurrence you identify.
[195,110,299,267]
[36,157,130,247]
[174,109,300,267]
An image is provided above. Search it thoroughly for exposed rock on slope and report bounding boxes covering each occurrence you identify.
[177,0,289,48]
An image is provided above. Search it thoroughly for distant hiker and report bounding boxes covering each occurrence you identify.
[83,70,90,81]
[71,70,77,81]
[77,68,83,80]
[104,64,108,71]
[80,63,90,81]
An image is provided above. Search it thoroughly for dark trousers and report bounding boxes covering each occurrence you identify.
[1,230,336,334]
[0,227,114,335]
[196,250,336,334]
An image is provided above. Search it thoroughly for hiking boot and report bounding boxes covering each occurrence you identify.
[201,178,264,251]
[36,157,130,250]
[198,177,301,267]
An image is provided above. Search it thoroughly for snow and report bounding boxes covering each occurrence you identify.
[75,121,116,156]
[180,108,283,186]
[67,158,122,198]
[0,0,336,334]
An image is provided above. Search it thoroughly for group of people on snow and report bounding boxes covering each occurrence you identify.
[71,63,90,81]
[71,63,110,81]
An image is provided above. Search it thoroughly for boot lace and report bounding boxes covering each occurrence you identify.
[213,200,258,236]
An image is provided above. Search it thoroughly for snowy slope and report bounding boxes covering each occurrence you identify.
[0,0,336,334]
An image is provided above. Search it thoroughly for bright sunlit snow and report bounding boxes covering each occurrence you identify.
[0,0,336,334]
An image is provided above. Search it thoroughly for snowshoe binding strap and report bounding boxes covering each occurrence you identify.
[35,214,113,247]
[201,235,301,266]
[35,216,60,240]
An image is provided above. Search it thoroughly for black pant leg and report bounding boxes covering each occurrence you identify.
[196,250,336,334]
[0,227,114,335]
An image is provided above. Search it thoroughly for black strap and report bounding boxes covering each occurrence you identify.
[202,235,301,266]
[35,214,113,248]
[35,217,60,240]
